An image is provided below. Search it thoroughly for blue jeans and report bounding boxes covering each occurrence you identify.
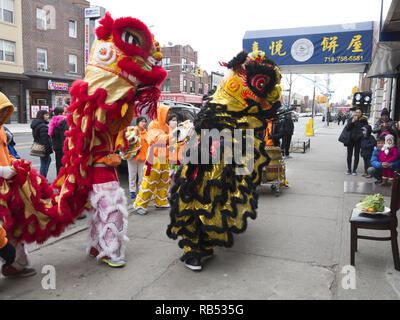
[40,154,52,178]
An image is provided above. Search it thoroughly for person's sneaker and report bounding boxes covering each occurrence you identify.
[286,155,292,159]
[352,170,357,176]
[345,170,351,175]
[185,257,202,272]
[89,247,99,258]
[155,205,170,209]
[1,265,37,278]
[130,192,136,199]
[136,207,148,215]
[374,180,383,185]
[102,257,126,268]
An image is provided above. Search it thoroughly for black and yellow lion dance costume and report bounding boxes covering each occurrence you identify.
[167,43,282,268]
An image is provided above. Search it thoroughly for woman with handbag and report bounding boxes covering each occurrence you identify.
[343,108,369,175]
[31,110,53,178]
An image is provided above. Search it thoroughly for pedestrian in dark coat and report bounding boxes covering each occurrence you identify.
[372,108,398,141]
[31,110,53,178]
[344,108,368,175]
[360,125,377,177]
[281,112,294,158]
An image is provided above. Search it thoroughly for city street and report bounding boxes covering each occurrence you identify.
[2,122,400,300]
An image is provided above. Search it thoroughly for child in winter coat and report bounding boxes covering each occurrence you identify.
[379,134,399,186]
[360,125,376,177]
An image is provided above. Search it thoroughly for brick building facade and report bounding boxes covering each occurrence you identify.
[160,44,212,106]
[21,0,89,122]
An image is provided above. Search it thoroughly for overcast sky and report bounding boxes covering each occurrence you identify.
[90,0,382,103]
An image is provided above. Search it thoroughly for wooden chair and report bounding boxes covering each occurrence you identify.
[349,171,400,271]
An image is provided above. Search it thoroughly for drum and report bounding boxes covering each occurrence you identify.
[262,146,284,183]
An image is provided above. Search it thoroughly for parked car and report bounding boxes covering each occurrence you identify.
[160,101,201,122]
[292,112,299,122]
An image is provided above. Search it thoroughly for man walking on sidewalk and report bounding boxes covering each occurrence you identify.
[281,112,294,159]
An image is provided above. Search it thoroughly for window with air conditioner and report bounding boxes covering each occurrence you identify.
[37,48,47,71]
[0,0,14,24]
[162,79,170,92]
[162,57,170,71]
[183,79,187,93]
[182,58,187,72]
[69,54,77,73]
[69,20,77,38]
[36,8,47,30]
[190,61,195,74]
[0,39,15,63]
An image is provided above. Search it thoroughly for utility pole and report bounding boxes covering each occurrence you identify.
[326,74,331,127]
[288,73,292,107]
[312,75,316,123]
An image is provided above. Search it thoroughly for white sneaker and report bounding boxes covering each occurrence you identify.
[136,208,148,215]
[102,257,126,268]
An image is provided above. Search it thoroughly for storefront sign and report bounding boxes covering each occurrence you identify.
[85,7,102,19]
[159,94,203,104]
[243,22,373,66]
[85,18,90,67]
[48,80,69,91]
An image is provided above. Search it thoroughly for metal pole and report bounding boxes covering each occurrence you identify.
[312,76,316,123]
[288,73,292,107]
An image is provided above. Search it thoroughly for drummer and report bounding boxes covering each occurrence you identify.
[265,117,283,147]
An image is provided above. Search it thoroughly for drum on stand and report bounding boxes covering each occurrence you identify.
[262,146,284,183]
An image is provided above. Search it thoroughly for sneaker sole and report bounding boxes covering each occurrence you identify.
[2,270,37,278]
[102,259,126,268]
[185,263,202,271]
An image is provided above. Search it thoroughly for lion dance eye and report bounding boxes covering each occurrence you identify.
[121,30,141,47]
[251,74,269,92]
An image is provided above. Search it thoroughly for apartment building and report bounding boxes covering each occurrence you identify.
[160,44,212,106]
[0,0,26,122]
[21,0,89,121]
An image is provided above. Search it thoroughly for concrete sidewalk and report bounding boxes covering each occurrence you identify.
[4,123,31,134]
[1,125,400,300]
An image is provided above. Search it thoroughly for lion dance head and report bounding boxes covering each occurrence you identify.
[50,13,167,228]
[217,42,282,111]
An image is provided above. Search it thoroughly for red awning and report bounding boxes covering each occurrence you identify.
[159,93,203,104]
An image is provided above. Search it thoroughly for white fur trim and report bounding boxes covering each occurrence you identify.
[87,182,129,261]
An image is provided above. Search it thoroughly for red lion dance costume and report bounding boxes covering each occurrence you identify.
[0,13,167,269]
